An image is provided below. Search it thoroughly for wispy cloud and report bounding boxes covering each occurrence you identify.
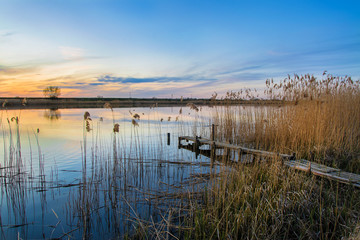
[88,82,105,86]
[210,35,360,82]
[97,75,216,84]
[59,46,86,60]
[0,65,39,75]
[215,65,264,77]
[0,31,15,38]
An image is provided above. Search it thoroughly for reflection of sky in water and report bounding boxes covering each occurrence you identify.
[0,106,222,239]
[0,107,214,171]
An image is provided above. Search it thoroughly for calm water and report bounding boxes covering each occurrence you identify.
[0,106,219,239]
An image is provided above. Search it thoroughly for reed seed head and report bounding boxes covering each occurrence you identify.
[113,123,119,132]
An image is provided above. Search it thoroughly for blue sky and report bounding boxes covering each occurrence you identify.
[0,0,359,98]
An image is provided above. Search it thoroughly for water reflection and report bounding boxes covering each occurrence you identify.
[0,106,216,239]
[43,108,61,121]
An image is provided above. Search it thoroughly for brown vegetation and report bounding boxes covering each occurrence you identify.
[182,73,360,239]
[214,73,360,173]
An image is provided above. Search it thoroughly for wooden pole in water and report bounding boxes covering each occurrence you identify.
[237,149,242,163]
[195,136,200,158]
[211,124,215,141]
[211,124,216,163]
[167,133,170,145]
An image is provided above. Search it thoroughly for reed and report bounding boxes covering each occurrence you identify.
[181,161,360,239]
[213,73,360,173]
[180,72,360,239]
[61,106,211,239]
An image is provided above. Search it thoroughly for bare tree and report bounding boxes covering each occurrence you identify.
[43,86,61,98]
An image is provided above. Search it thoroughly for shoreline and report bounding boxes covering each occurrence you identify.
[0,97,283,109]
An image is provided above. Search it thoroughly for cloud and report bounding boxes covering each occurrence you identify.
[89,82,105,86]
[92,73,268,98]
[0,65,39,75]
[59,85,90,89]
[59,46,86,60]
[97,75,216,84]
[215,65,264,77]
[211,35,360,82]
[0,31,15,38]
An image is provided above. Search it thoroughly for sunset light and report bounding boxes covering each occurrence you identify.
[1,0,359,98]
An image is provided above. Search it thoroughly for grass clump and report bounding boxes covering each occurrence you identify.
[214,73,360,173]
[183,162,360,240]
[261,73,360,172]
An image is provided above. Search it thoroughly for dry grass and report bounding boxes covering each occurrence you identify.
[182,161,360,240]
[181,73,360,240]
[213,73,360,173]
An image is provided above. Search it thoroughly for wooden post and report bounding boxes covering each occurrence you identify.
[211,142,216,163]
[211,124,215,141]
[167,133,171,145]
[223,147,229,162]
[192,136,197,152]
[195,136,200,158]
[237,149,242,163]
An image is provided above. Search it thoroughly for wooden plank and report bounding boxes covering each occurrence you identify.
[179,136,212,145]
[285,160,310,171]
[311,171,360,185]
[285,159,340,173]
[325,171,360,183]
[285,160,360,186]
[307,163,340,173]
[216,143,285,159]
[180,136,292,159]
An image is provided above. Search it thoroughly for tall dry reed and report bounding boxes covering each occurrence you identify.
[213,73,360,172]
[183,161,360,239]
[181,73,360,239]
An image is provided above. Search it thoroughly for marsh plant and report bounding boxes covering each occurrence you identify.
[213,73,360,172]
[181,72,360,240]
[0,104,214,239]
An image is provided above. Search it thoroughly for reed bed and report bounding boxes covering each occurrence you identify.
[182,161,360,239]
[180,73,360,239]
[0,104,214,239]
[63,108,214,239]
[213,73,360,173]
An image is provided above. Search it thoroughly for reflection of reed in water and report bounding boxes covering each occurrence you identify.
[63,110,213,239]
[43,108,61,121]
[0,106,214,239]
[0,115,48,239]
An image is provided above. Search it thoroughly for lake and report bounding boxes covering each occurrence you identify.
[0,106,221,239]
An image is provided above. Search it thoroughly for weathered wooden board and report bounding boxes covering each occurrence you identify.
[285,159,340,173]
[179,136,293,159]
[325,171,360,183]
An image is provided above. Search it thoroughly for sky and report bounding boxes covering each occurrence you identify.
[0,0,360,98]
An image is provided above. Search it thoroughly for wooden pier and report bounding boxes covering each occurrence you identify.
[178,135,360,188]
